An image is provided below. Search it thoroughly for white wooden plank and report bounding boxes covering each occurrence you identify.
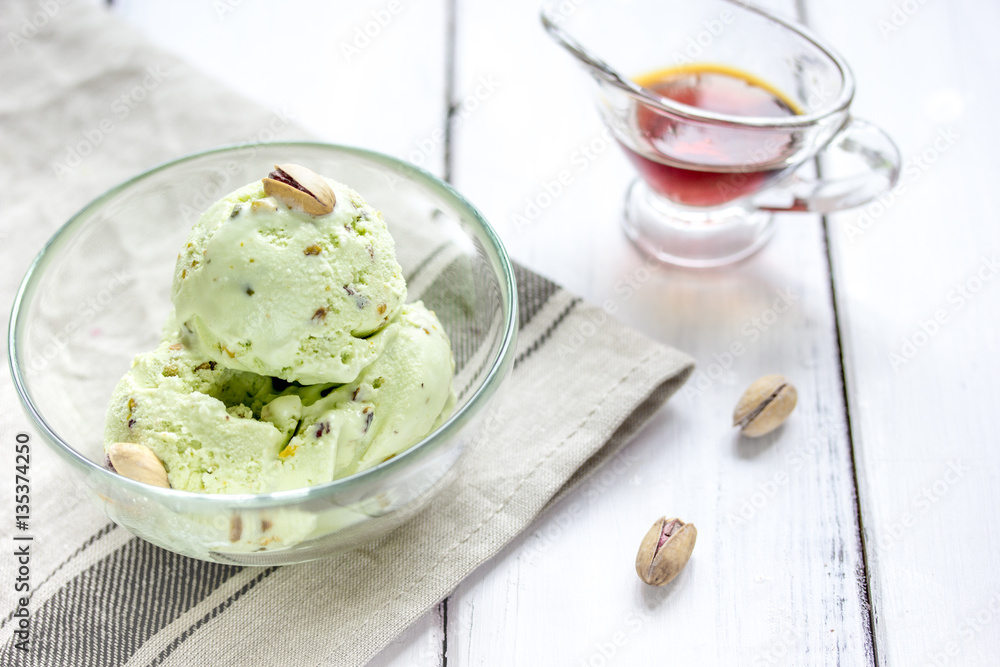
[367,603,446,667]
[104,2,450,665]
[805,0,1000,665]
[449,0,872,664]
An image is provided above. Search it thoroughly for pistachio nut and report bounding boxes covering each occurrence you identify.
[262,163,336,215]
[107,442,170,488]
[635,517,697,586]
[733,375,797,437]
[230,515,243,542]
[250,199,278,214]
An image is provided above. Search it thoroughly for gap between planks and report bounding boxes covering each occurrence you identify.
[795,0,879,664]
[440,0,458,663]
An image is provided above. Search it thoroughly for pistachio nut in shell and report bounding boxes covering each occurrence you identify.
[635,517,697,586]
[107,442,170,488]
[733,375,797,437]
[261,163,336,215]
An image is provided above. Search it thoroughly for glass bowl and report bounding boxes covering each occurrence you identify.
[8,142,517,565]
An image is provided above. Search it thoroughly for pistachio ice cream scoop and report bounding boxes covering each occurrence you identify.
[105,164,456,500]
[105,304,454,494]
[172,168,407,385]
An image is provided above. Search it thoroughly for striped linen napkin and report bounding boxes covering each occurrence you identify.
[0,1,694,665]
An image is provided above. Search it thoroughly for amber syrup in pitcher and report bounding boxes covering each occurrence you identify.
[622,64,802,207]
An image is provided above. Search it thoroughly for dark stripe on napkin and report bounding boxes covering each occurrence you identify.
[147,567,278,667]
[0,539,241,667]
[513,297,581,368]
[0,523,118,632]
[511,263,559,330]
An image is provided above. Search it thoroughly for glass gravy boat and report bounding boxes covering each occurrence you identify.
[542,0,900,267]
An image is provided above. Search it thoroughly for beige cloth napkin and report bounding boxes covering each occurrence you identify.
[0,2,694,665]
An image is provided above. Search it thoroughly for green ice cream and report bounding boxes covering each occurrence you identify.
[172,177,407,385]
[105,304,454,493]
[105,165,455,498]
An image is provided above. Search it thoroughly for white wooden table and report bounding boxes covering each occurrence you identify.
[97,0,1000,664]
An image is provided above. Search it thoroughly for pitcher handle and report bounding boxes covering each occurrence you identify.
[756,117,901,214]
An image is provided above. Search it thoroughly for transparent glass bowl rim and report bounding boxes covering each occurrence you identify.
[8,141,519,510]
[540,0,856,129]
